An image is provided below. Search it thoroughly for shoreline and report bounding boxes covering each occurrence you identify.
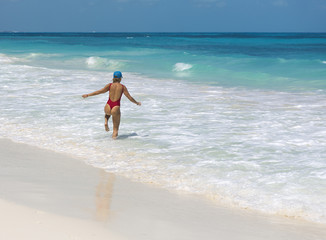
[1,137,326,240]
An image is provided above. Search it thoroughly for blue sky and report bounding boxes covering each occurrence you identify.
[0,0,325,32]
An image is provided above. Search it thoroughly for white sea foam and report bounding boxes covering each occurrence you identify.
[1,56,326,225]
[86,56,123,70]
[173,62,193,72]
[322,61,326,64]
[27,53,62,58]
[0,53,21,63]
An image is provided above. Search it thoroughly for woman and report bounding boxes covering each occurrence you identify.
[82,71,141,139]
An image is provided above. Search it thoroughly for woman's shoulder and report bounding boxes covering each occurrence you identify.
[110,82,125,90]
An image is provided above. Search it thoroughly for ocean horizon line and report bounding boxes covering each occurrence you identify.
[1,31,326,34]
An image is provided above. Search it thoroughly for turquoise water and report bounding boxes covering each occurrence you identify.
[1,33,326,90]
[1,33,326,224]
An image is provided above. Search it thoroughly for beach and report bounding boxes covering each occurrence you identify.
[1,138,326,240]
[1,32,326,238]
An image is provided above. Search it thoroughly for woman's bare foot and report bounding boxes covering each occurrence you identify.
[112,131,118,139]
[104,124,109,132]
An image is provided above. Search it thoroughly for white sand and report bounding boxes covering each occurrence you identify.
[1,138,326,240]
[0,198,123,240]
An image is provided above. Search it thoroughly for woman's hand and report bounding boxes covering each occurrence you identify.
[82,94,89,98]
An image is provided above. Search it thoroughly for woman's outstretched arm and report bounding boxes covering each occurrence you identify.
[82,84,110,98]
[123,86,141,105]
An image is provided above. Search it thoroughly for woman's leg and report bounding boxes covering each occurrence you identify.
[104,104,111,132]
[111,106,121,139]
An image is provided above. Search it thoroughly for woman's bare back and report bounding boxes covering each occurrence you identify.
[109,83,124,102]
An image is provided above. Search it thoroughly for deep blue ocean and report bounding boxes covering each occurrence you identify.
[1,32,326,224]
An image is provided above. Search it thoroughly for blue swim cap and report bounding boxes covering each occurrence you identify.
[113,71,123,78]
